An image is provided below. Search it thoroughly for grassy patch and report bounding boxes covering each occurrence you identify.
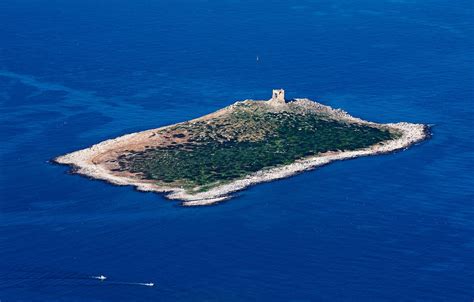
[118,108,397,190]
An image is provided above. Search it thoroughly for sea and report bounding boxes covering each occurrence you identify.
[0,0,473,301]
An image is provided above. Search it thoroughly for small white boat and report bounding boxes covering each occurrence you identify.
[93,275,107,281]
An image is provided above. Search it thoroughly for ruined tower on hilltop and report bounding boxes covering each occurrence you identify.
[270,89,285,105]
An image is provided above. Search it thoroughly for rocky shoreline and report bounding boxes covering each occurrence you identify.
[54,97,429,206]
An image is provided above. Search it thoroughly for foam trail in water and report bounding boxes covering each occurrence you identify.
[106,281,155,287]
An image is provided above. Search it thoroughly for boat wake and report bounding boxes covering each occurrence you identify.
[91,275,154,287]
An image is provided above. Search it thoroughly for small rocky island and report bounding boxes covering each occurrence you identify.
[55,90,428,205]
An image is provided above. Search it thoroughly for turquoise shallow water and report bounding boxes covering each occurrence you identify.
[0,0,473,301]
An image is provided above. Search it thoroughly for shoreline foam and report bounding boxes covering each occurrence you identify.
[54,98,429,206]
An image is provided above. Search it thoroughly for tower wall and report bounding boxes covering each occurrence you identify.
[271,89,285,103]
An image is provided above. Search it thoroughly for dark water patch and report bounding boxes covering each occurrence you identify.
[59,104,89,112]
[0,122,27,141]
[17,109,64,122]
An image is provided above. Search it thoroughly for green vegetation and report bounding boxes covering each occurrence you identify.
[116,104,398,191]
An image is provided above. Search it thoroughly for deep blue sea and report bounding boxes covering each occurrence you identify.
[1,0,473,301]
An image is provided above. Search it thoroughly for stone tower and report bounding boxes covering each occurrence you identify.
[270,89,285,104]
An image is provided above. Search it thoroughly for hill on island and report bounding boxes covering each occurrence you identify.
[55,90,427,205]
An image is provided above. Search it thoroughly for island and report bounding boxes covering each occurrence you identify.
[54,90,429,206]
